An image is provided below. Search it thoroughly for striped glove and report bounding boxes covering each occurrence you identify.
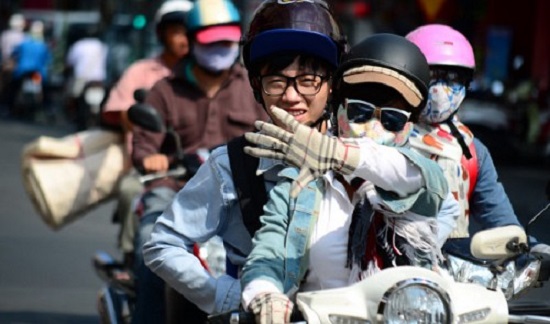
[248,292,294,324]
[244,106,361,197]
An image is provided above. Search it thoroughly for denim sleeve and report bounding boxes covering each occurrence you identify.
[241,179,292,294]
[143,147,241,314]
[376,148,449,217]
[437,191,460,248]
[470,138,520,229]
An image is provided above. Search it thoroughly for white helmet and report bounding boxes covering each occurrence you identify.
[155,0,194,27]
[9,13,25,31]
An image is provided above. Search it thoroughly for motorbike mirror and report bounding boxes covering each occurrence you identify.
[470,225,527,260]
[127,103,165,133]
[133,88,148,103]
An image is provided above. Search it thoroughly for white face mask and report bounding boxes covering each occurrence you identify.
[193,42,240,73]
[421,81,466,124]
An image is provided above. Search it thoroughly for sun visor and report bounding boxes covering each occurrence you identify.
[343,65,424,107]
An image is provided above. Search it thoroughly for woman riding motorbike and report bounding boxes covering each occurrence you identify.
[241,33,459,324]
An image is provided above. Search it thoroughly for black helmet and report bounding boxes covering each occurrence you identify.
[335,33,430,110]
[242,0,347,71]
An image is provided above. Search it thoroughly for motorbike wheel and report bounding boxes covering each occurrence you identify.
[97,286,133,324]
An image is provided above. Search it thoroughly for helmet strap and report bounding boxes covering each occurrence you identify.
[310,107,331,131]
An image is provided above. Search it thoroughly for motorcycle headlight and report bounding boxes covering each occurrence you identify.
[379,278,451,324]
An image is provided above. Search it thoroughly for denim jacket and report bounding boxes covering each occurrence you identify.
[142,144,284,314]
[241,147,450,294]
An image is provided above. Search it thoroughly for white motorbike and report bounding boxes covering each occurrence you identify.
[295,224,549,324]
[209,225,550,324]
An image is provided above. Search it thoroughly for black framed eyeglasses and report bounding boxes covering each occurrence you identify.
[260,74,327,96]
[345,98,411,132]
[429,67,470,87]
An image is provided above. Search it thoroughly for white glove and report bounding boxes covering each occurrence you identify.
[245,106,360,197]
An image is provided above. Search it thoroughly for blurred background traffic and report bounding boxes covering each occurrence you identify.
[1,0,549,165]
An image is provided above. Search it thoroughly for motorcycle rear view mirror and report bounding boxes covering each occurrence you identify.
[128,102,165,133]
[133,88,148,104]
[470,225,527,260]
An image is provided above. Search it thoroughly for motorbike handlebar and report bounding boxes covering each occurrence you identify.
[137,150,208,184]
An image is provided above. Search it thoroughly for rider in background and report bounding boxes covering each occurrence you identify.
[4,20,51,118]
[142,0,348,317]
[130,0,267,322]
[0,13,26,116]
[65,25,107,129]
[1,13,26,63]
[101,0,193,273]
[405,24,550,254]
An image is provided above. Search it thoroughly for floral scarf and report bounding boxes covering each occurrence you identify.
[408,118,475,238]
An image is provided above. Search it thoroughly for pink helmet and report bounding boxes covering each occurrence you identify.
[406,24,475,70]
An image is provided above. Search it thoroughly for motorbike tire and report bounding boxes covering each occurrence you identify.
[97,286,132,324]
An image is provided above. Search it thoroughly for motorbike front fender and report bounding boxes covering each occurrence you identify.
[295,266,508,324]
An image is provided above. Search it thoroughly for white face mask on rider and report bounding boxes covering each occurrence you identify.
[420,81,466,124]
[192,42,240,73]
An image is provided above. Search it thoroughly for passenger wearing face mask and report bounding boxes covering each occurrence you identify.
[130,0,267,323]
[405,24,550,256]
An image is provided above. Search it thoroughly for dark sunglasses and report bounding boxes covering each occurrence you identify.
[429,68,470,87]
[345,99,411,132]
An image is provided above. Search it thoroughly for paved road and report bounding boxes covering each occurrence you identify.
[0,118,549,323]
[0,118,118,323]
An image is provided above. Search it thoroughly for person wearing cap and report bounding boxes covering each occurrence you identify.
[240,33,458,323]
[141,0,349,318]
[131,0,267,322]
[101,0,194,273]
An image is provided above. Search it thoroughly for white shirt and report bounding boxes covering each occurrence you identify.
[66,38,108,81]
[1,29,24,61]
